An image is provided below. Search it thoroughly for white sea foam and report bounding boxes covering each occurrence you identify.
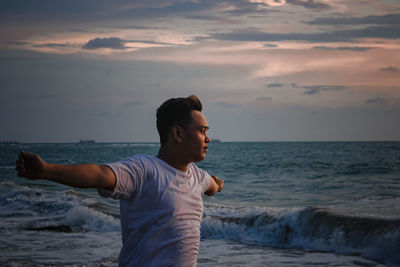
[63,206,120,232]
[201,205,400,265]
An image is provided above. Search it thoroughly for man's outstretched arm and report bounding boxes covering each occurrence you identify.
[16,151,116,191]
[204,176,224,196]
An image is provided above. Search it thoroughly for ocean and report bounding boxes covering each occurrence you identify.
[1,142,399,266]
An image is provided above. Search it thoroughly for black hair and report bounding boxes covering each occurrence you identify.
[156,95,202,145]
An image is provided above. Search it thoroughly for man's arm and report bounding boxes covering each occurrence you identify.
[204,175,224,196]
[16,151,116,191]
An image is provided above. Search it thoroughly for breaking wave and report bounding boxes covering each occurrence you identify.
[201,206,400,265]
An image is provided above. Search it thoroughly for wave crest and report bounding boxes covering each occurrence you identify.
[201,206,400,265]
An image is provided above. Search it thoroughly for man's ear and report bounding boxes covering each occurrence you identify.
[171,125,184,143]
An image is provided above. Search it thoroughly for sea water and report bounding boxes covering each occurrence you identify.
[1,142,399,266]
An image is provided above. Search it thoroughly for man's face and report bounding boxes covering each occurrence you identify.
[182,110,210,162]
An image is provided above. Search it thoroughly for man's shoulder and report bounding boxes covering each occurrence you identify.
[189,162,204,170]
[119,154,155,162]
[189,163,209,176]
[112,155,158,170]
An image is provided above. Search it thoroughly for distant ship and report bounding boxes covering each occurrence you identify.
[78,139,96,144]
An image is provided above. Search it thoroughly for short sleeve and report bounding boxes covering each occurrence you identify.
[97,156,145,200]
[190,163,211,194]
[202,173,211,193]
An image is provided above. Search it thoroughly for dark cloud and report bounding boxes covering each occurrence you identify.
[211,25,400,43]
[307,13,400,26]
[365,97,386,104]
[293,84,345,95]
[216,101,240,108]
[0,0,122,22]
[120,1,211,19]
[380,66,399,72]
[126,39,174,45]
[8,41,30,45]
[0,0,277,25]
[264,43,277,47]
[183,14,221,21]
[303,85,345,95]
[286,0,330,10]
[82,37,176,50]
[82,37,126,50]
[221,1,270,16]
[118,0,271,20]
[70,28,89,33]
[110,25,162,30]
[313,46,372,52]
[267,83,284,88]
[0,1,396,32]
[33,43,70,48]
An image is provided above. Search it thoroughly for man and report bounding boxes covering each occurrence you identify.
[16,95,224,266]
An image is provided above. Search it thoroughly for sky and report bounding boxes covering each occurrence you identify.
[1,0,400,142]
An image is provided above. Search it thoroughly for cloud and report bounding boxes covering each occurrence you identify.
[365,97,386,104]
[8,41,30,45]
[216,101,240,108]
[267,83,284,88]
[116,1,271,20]
[126,39,175,45]
[183,14,221,21]
[313,46,372,52]
[264,43,277,47]
[286,0,330,10]
[33,43,70,48]
[220,1,270,16]
[81,37,176,51]
[293,84,345,95]
[307,13,400,26]
[0,0,279,26]
[380,66,399,72]
[82,37,126,50]
[210,25,400,43]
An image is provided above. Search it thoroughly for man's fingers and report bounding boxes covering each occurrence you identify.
[17,152,28,178]
[217,178,223,192]
[19,151,24,163]
[16,159,24,176]
[211,176,224,192]
[16,164,25,177]
[218,180,224,192]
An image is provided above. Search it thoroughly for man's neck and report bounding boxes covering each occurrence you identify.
[157,146,189,172]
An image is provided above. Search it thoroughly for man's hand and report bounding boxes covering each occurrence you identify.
[211,176,224,192]
[205,175,224,196]
[16,151,47,180]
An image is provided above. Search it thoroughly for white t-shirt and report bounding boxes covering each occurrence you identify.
[98,155,211,267]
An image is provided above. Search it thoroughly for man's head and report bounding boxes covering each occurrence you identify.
[156,95,210,163]
[156,95,203,145]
